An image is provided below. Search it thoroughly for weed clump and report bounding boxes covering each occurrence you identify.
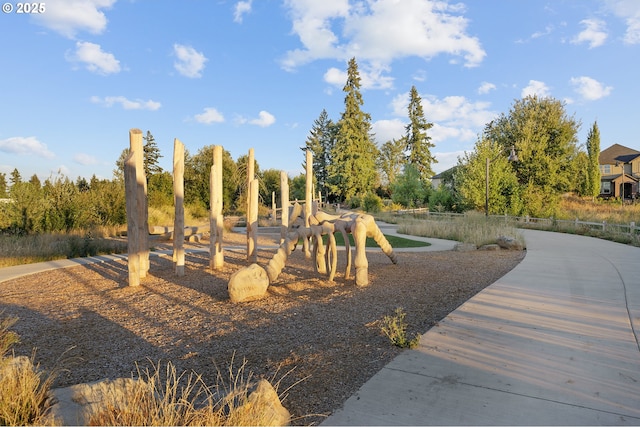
[380,307,421,349]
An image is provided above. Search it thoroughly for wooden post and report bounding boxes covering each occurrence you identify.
[247,178,259,263]
[129,129,149,278]
[124,152,140,287]
[304,149,313,258]
[280,171,289,245]
[173,139,185,276]
[246,148,255,260]
[271,191,276,221]
[210,145,224,270]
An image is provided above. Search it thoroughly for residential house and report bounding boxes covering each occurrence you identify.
[598,144,640,200]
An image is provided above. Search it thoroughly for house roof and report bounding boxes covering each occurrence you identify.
[599,144,640,165]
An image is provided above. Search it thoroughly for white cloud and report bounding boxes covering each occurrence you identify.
[173,44,207,78]
[234,0,252,23]
[282,0,485,87]
[249,111,276,127]
[372,119,406,144]
[323,63,394,90]
[194,107,225,124]
[570,76,613,100]
[32,0,116,38]
[477,82,496,95]
[605,0,640,44]
[73,153,98,165]
[66,41,120,74]
[521,80,551,98]
[91,96,161,110]
[432,150,466,173]
[571,19,608,48]
[0,136,55,158]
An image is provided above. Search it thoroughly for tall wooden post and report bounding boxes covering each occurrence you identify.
[247,179,258,263]
[304,150,313,258]
[129,129,149,277]
[280,171,289,245]
[210,145,224,270]
[173,139,185,276]
[246,149,258,262]
[124,152,140,287]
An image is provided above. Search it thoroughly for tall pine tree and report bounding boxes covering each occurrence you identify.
[328,57,379,201]
[404,86,436,182]
[143,131,163,176]
[585,121,601,198]
[302,109,336,200]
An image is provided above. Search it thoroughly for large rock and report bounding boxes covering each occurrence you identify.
[228,263,270,303]
[454,242,477,252]
[48,377,143,426]
[496,235,525,250]
[229,379,290,426]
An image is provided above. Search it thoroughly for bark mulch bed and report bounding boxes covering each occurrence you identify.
[0,232,524,425]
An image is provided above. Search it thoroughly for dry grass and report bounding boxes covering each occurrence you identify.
[394,211,525,248]
[556,194,640,223]
[0,314,57,426]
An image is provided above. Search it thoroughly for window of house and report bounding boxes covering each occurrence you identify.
[601,181,611,194]
[601,164,611,174]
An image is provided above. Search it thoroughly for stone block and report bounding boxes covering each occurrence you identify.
[228,263,270,303]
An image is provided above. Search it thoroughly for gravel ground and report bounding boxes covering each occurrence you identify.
[0,232,524,425]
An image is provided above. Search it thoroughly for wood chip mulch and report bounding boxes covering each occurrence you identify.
[0,232,524,425]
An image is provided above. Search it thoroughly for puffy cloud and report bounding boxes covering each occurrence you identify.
[173,44,207,78]
[282,0,485,88]
[521,80,551,98]
[372,119,405,143]
[571,19,608,48]
[249,111,276,127]
[32,0,116,38]
[605,0,640,44]
[91,95,161,110]
[73,153,98,165]
[66,41,120,74]
[0,136,55,158]
[477,82,496,95]
[234,0,252,23]
[194,107,225,124]
[324,64,394,90]
[570,76,613,100]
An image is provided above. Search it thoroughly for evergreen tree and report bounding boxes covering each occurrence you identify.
[0,173,7,198]
[328,57,379,201]
[143,131,163,175]
[302,109,336,200]
[10,168,21,186]
[585,121,601,198]
[378,138,406,188]
[404,86,436,182]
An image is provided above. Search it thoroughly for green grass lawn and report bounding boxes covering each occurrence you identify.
[315,232,431,248]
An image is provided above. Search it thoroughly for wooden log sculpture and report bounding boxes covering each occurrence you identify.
[265,204,397,287]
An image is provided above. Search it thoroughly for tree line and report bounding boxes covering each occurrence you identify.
[1,57,603,234]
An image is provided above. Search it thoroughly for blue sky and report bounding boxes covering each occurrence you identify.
[1,0,639,182]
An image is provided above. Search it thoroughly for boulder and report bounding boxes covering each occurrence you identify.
[496,235,524,251]
[48,377,143,426]
[229,379,290,426]
[454,243,477,252]
[228,263,270,303]
[479,244,501,251]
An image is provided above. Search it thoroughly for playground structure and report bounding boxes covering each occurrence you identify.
[124,129,397,292]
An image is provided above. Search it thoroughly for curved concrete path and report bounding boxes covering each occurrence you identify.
[323,229,640,425]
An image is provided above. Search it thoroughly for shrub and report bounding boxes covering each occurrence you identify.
[363,192,383,213]
[380,307,420,349]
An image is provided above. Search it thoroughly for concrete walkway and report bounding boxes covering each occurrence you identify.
[323,229,640,425]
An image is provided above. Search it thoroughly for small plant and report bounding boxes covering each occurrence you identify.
[380,307,420,349]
